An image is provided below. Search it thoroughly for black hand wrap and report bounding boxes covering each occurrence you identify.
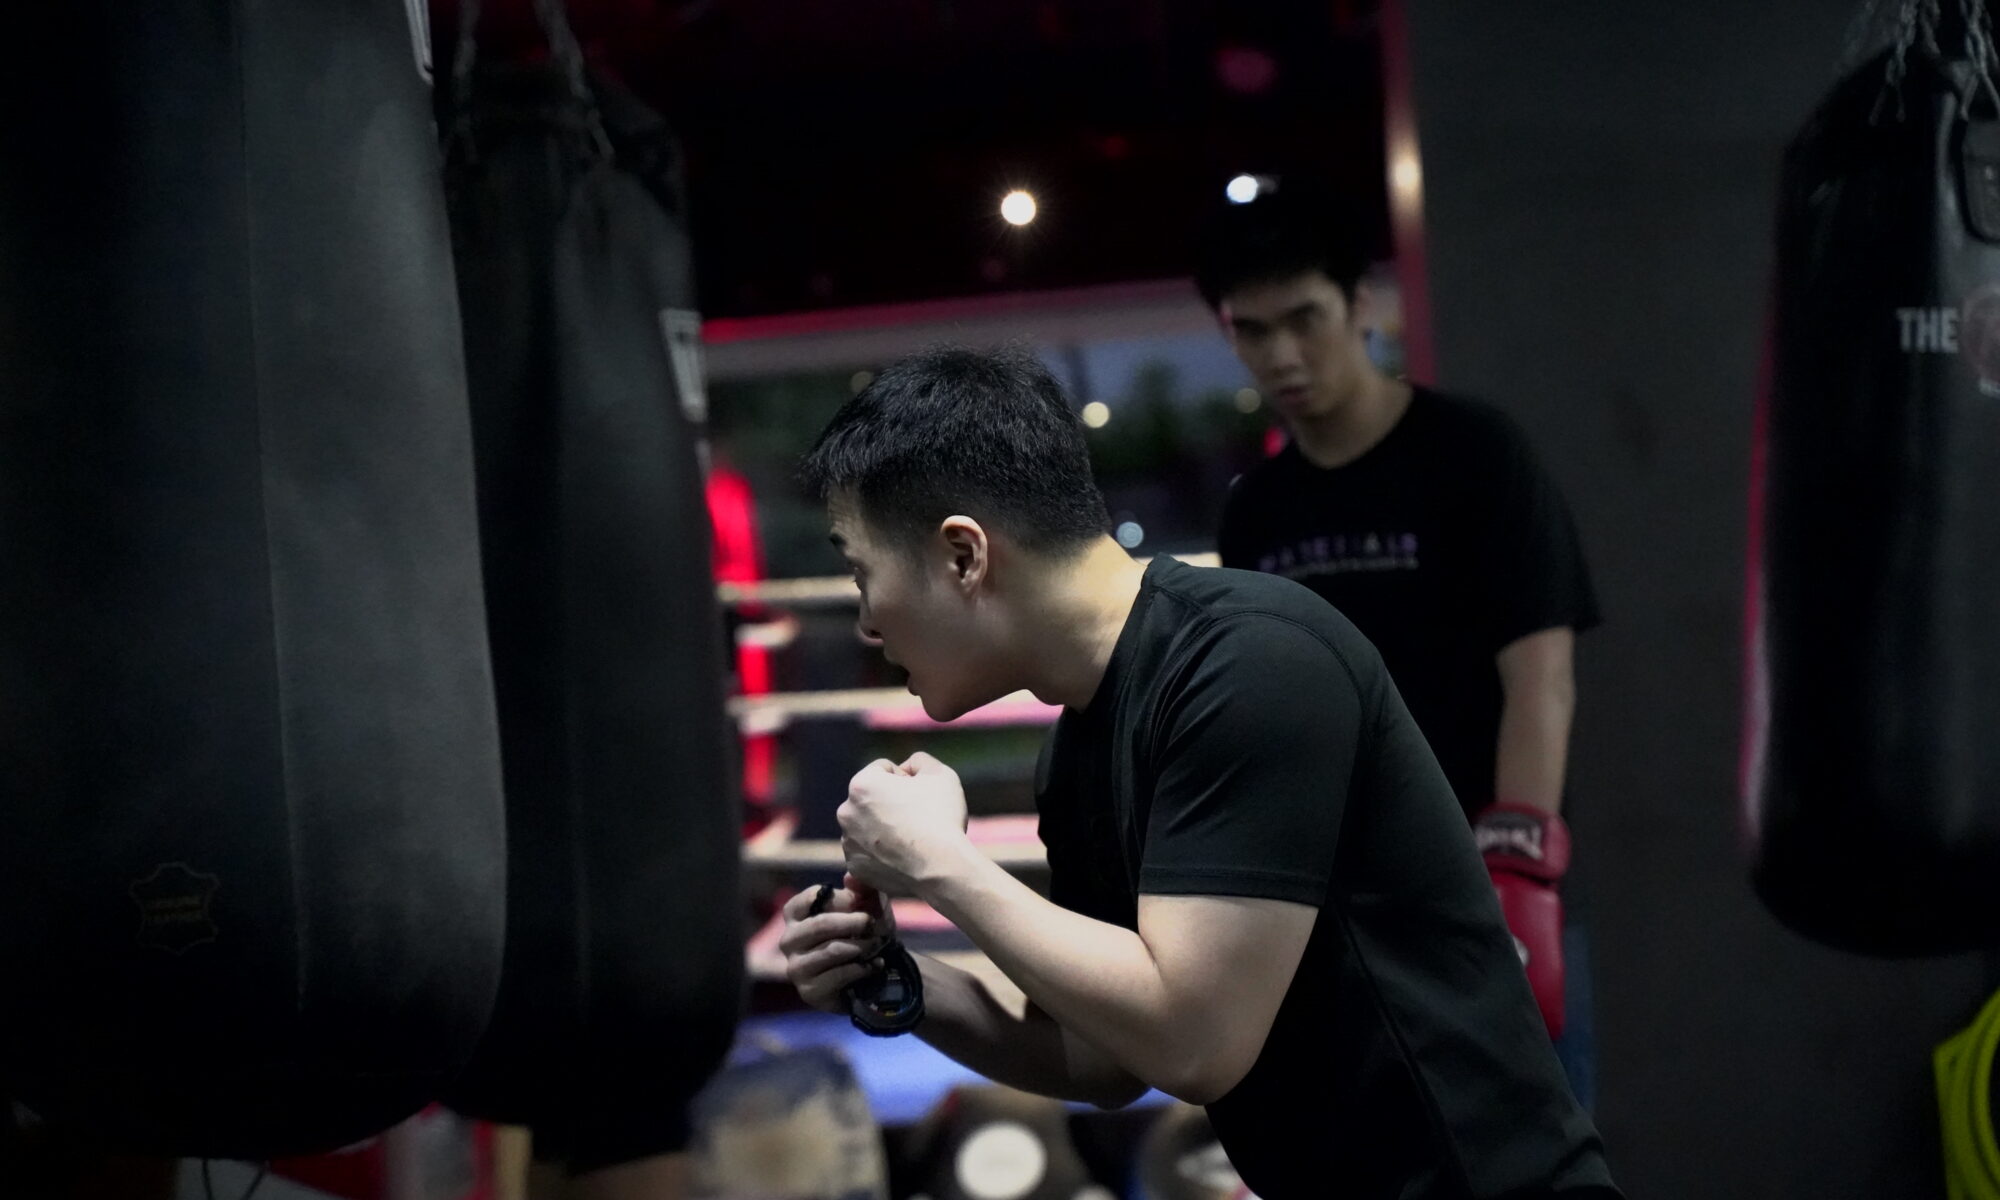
[810,885,924,1037]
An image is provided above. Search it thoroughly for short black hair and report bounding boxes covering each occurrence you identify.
[799,346,1110,555]
[1194,179,1370,310]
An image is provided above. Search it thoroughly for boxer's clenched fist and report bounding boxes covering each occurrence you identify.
[778,874,896,1013]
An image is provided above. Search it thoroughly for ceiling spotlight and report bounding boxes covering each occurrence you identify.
[1081,401,1111,428]
[1226,174,1261,204]
[1001,190,1038,226]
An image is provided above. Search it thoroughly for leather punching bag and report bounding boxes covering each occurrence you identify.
[0,0,507,1157]
[439,0,744,1172]
[1747,18,2000,955]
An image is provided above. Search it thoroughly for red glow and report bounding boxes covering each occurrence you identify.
[706,462,776,821]
[1215,45,1279,95]
[1738,313,1772,848]
[701,279,1199,346]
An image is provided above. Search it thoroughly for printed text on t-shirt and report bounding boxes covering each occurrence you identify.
[1257,533,1422,578]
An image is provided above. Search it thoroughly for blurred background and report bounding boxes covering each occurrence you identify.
[429,3,1997,1196]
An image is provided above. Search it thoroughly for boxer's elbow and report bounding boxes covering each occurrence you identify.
[1157,1041,1256,1107]
[1085,1070,1152,1110]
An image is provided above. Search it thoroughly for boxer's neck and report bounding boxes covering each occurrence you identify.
[1007,536,1148,711]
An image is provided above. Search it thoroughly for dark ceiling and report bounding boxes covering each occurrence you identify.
[431,0,1388,320]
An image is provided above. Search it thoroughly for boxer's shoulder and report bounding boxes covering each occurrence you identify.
[1138,559,1384,692]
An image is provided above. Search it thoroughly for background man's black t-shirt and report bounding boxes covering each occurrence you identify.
[1035,558,1618,1199]
[1217,389,1600,817]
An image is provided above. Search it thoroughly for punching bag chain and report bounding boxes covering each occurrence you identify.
[1958,0,2000,112]
[1877,0,1943,121]
[447,0,611,168]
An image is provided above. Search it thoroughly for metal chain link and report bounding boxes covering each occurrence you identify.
[1957,0,2000,112]
[446,0,612,166]
[531,0,615,158]
[448,0,483,151]
[1846,0,1909,68]
[1876,0,1943,123]
[531,0,596,106]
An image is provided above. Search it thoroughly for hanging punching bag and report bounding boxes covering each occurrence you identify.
[0,0,507,1157]
[1747,5,2000,955]
[439,0,744,1173]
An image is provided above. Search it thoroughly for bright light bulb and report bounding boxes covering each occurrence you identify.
[1001,190,1038,226]
[1391,152,1423,199]
[1081,401,1111,428]
[1226,174,1261,204]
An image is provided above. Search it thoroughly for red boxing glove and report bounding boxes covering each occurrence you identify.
[1473,803,1571,1038]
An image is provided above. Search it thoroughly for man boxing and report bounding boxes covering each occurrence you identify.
[778,347,1619,1198]
[1198,183,1601,1106]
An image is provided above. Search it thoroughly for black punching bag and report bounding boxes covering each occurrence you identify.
[439,0,744,1171]
[0,0,507,1157]
[1747,19,2000,955]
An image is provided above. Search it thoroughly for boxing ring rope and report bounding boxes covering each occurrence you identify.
[715,552,1220,609]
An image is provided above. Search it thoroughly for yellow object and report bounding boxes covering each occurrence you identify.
[1937,985,2000,1200]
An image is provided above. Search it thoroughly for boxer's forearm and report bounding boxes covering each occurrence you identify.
[1495,629,1577,815]
[917,847,1196,1100]
[910,954,1148,1109]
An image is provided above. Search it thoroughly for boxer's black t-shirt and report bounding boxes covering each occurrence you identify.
[1217,389,1599,817]
[1035,559,1618,1199]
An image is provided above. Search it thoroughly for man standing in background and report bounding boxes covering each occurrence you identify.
[1201,183,1603,1108]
